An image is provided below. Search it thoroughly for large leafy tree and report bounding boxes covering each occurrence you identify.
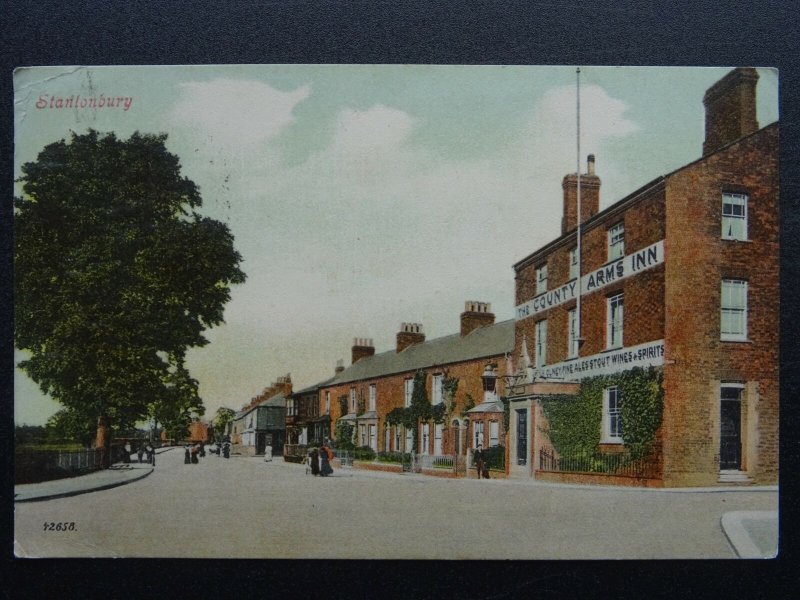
[14,130,246,461]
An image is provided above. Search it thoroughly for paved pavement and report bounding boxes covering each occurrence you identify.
[14,447,778,559]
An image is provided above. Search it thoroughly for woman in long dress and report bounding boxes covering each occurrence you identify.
[310,448,320,476]
[319,444,333,477]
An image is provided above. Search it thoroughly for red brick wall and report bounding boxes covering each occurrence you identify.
[515,186,666,367]
[663,124,779,486]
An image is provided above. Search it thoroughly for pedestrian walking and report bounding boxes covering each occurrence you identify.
[309,448,320,476]
[137,444,144,464]
[319,443,334,477]
[199,442,206,458]
[184,445,191,464]
[146,443,155,466]
[191,444,199,464]
[474,445,487,479]
[223,442,230,459]
[124,441,131,464]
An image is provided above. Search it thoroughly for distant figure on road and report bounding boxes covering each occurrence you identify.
[191,445,199,464]
[184,445,191,464]
[319,444,333,477]
[199,442,206,458]
[309,448,320,476]
[146,443,155,466]
[124,442,131,463]
[474,445,487,480]
[137,444,144,464]
[223,442,230,459]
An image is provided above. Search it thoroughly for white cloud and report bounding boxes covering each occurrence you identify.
[171,79,310,149]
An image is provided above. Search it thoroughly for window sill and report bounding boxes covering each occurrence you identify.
[600,438,624,445]
[721,238,752,243]
[720,338,752,344]
[602,345,623,353]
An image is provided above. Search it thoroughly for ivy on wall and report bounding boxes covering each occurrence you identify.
[540,367,664,459]
[334,420,354,451]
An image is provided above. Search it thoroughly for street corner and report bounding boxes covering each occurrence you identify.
[721,510,778,559]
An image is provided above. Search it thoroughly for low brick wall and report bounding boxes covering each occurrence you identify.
[421,468,461,479]
[353,460,402,474]
[536,470,663,488]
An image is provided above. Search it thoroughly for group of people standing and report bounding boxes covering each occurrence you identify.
[123,441,155,466]
[307,444,334,477]
[184,442,206,464]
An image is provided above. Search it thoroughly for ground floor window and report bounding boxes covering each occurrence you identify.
[405,427,413,453]
[489,421,499,447]
[434,423,443,455]
[421,423,430,455]
[369,424,377,451]
[395,426,402,452]
[474,421,484,448]
[602,386,623,443]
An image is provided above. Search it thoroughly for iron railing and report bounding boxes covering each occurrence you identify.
[538,446,661,479]
[15,444,129,484]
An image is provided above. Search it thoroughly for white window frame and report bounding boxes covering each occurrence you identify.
[404,378,413,407]
[721,279,748,341]
[602,386,623,443]
[535,319,548,367]
[606,293,624,349]
[722,192,748,241]
[569,247,579,280]
[349,387,357,413]
[421,423,430,455]
[568,308,579,358]
[394,426,401,452]
[608,222,625,261]
[489,421,499,447]
[325,391,330,414]
[369,384,376,412]
[405,426,413,452]
[536,263,548,295]
[369,424,377,451]
[432,374,443,406]
[474,421,484,448]
[434,423,443,455]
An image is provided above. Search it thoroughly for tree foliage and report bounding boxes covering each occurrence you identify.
[14,130,246,450]
[212,406,236,439]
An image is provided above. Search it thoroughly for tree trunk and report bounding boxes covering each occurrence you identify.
[96,415,112,468]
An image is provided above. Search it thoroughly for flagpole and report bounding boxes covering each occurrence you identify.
[576,67,582,353]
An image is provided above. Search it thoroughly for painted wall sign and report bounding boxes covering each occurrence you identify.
[515,240,665,321]
[529,339,665,381]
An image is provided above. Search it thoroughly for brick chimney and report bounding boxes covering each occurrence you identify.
[562,154,600,234]
[351,338,375,364]
[396,323,425,353]
[461,301,495,336]
[274,373,292,395]
[703,67,759,156]
[335,359,345,374]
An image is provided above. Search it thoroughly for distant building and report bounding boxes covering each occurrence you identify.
[284,373,336,462]
[508,68,778,487]
[231,375,290,456]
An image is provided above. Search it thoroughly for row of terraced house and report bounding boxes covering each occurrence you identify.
[276,67,777,487]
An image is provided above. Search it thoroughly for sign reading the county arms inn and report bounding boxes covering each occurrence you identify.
[530,339,665,381]
[515,240,665,321]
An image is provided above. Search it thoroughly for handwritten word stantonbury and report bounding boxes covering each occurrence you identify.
[36,94,133,111]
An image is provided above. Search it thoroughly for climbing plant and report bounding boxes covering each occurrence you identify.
[408,370,430,450]
[540,367,663,459]
[334,420,354,451]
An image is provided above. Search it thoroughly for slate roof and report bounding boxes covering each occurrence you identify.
[323,319,514,387]
[235,392,287,419]
[292,376,337,397]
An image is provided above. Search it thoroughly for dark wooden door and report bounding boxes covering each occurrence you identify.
[720,399,741,469]
[516,409,527,466]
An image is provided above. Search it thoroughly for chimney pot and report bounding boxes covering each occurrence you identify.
[461,300,496,336]
[352,337,375,364]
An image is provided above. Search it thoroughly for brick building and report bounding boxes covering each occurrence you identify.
[508,68,778,487]
[319,302,514,461]
[283,372,336,461]
[231,375,290,456]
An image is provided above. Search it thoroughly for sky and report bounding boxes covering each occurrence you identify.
[12,65,779,425]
